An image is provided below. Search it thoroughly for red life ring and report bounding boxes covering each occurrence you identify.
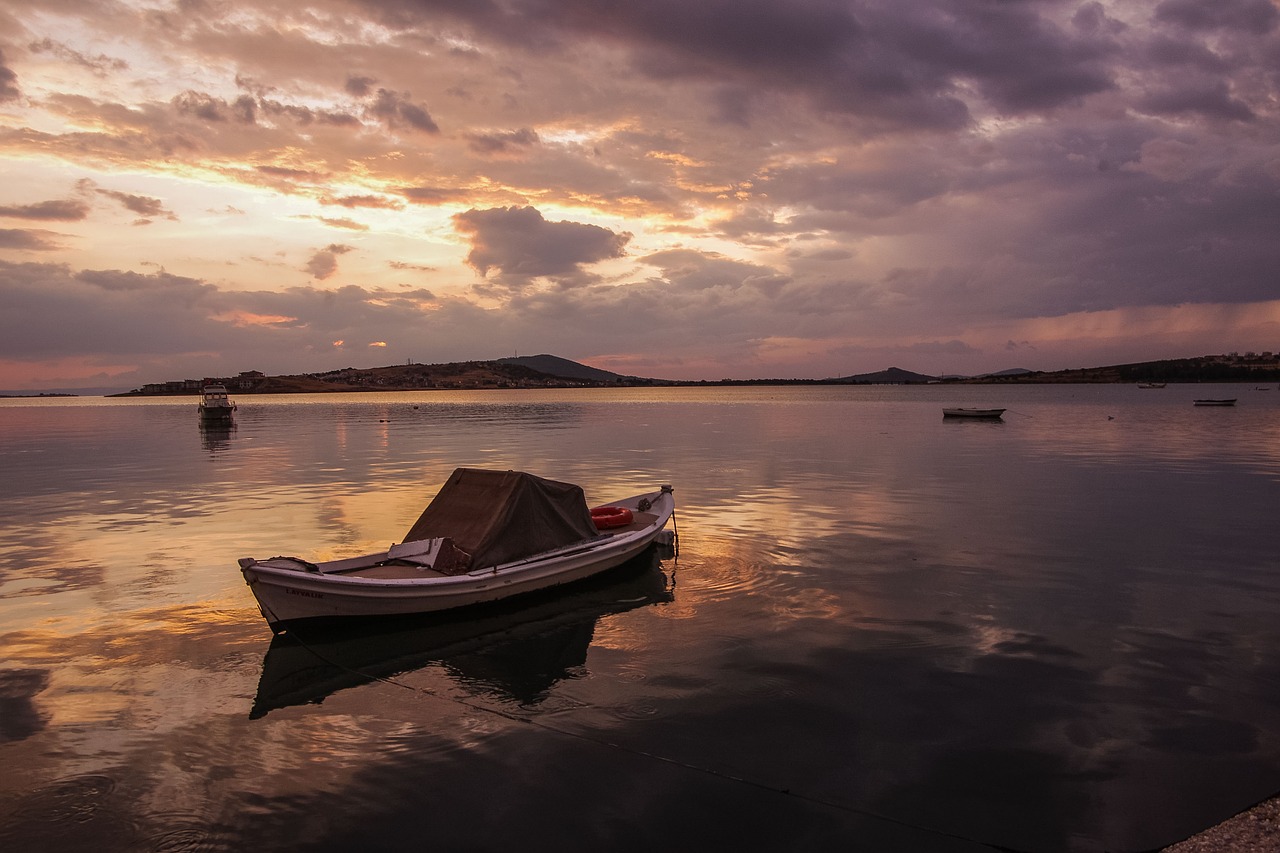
[591,505,634,529]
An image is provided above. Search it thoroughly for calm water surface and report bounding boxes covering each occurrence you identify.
[2,385,1279,852]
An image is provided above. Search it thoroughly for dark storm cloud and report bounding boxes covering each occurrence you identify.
[1137,79,1255,122]
[453,206,631,285]
[359,0,1124,127]
[0,262,219,357]
[868,1,1118,113]
[1154,0,1278,34]
[173,90,351,127]
[0,199,91,221]
[367,89,439,133]
[0,260,445,369]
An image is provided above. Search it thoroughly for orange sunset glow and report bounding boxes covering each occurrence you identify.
[2,1,1279,390]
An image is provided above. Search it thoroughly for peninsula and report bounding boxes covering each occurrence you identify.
[114,351,1280,396]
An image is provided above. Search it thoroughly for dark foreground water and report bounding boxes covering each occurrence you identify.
[2,384,1279,852]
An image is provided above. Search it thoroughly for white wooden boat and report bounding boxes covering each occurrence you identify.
[198,384,236,423]
[942,407,1005,419]
[1193,399,1236,406]
[1137,382,1166,389]
[250,549,674,717]
[239,468,675,632]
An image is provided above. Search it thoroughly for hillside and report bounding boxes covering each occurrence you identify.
[497,354,629,383]
[833,366,937,384]
[119,356,652,396]
[114,351,1280,397]
[957,353,1280,384]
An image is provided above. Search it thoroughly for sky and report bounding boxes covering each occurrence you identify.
[1,0,1279,389]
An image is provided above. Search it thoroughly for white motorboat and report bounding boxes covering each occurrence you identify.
[942,407,1006,419]
[198,384,236,423]
[239,468,675,632]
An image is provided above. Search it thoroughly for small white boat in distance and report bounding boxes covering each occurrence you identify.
[239,468,676,633]
[1193,399,1237,406]
[942,408,1006,419]
[1137,382,1166,389]
[198,384,236,423]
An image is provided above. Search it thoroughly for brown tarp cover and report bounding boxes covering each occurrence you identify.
[402,468,599,570]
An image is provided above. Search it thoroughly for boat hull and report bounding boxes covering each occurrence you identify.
[1193,399,1236,406]
[240,488,674,631]
[942,408,1005,419]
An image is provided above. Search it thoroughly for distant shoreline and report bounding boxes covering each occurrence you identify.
[105,376,1280,397]
[9,351,1279,398]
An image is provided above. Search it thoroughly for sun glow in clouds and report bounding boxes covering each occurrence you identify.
[0,0,1277,387]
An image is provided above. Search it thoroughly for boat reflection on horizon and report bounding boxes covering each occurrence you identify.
[250,544,676,719]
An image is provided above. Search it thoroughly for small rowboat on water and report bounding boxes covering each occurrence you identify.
[942,408,1006,419]
[1193,399,1237,406]
[239,468,675,633]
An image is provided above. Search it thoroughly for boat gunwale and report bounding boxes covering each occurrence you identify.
[240,489,673,590]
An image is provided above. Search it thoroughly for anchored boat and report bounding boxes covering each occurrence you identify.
[198,384,236,424]
[239,468,675,632]
[942,407,1006,419]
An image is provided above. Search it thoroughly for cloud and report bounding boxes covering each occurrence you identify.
[1137,79,1255,122]
[466,128,539,155]
[453,206,631,286]
[173,90,256,124]
[93,188,179,222]
[0,262,219,357]
[304,244,355,280]
[0,200,91,221]
[367,89,439,133]
[315,217,369,231]
[400,186,472,206]
[0,229,63,250]
[345,75,377,97]
[2,0,1279,382]
[0,49,18,102]
[320,195,404,210]
[1154,0,1279,34]
[27,38,129,76]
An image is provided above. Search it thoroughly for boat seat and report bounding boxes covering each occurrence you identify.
[387,538,443,565]
[385,537,472,575]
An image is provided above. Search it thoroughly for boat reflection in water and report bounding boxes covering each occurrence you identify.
[199,423,235,454]
[250,543,676,718]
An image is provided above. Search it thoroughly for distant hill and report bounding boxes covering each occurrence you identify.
[116,354,656,396]
[959,354,1280,384]
[833,366,937,384]
[497,354,626,383]
[113,351,1280,397]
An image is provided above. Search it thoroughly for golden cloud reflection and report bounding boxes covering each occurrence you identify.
[0,598,517,813]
